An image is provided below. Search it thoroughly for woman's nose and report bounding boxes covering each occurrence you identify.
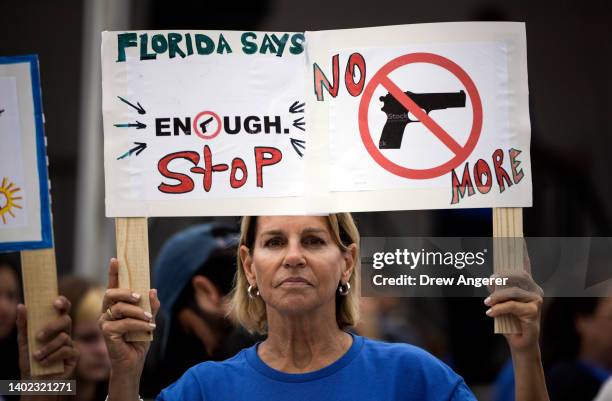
[283,240,306,268]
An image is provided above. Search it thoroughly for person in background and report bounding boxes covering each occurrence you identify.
[140,222,259,397]
[0,254,21,401]
[542,297,612,401]
[355,297,420,344]
[355,298,451,366]
[59,277,110,401]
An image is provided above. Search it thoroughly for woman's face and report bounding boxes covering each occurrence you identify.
[0,266,19,339]
[73,320,111,382]
[241,216,355,317]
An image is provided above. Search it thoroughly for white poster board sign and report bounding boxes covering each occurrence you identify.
[102,23,532,216]
[0,55,53,251]
[306,22,532,212]
[102,30,308,216]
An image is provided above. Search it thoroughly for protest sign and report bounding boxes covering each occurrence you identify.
[0,55,53,251]
[306,22,532,212]
[102,31,307,216]
[102,23,531,216]
[0,55,62,375]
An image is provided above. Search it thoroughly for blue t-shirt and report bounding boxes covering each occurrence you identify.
[157,334,476,401]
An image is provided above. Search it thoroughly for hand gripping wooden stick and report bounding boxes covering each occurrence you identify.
[21,248,64,376]
[115,217,153,341]
[492,207,524,334]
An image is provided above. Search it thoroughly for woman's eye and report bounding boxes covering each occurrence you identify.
[264,237,284,247]
[303,236,325,246]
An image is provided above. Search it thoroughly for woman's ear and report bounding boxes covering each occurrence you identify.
[341,243,357,283]
[240,244,256,285]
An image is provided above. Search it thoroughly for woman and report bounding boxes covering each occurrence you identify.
[59,277,111,401]
[100,214,549,400]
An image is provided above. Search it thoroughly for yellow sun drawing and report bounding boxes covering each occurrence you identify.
[0,177,23,224]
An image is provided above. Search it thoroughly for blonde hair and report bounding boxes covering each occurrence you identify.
[229,214,361,334]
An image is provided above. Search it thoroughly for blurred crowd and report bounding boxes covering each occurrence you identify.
[0,223,610,401]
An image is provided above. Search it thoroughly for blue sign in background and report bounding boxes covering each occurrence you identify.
[0,55,53,252]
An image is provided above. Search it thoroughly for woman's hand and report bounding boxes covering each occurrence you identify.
[16,296,79,379]
[485,252,550,400]
[485,269,544,354]
[99,258,160,399]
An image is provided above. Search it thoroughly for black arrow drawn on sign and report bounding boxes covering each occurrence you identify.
[292,117,305,131]
[117,96,146,114]
[117,142,147,160]
[290,138,305,157]
[0,109,4,115]
[289,101,305,114]
[114,121,146,129]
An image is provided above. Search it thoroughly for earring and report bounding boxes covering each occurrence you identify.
[247,284,260,299]
[338,282,350,296]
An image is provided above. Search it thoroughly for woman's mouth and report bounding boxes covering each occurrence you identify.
[278,277,312,287]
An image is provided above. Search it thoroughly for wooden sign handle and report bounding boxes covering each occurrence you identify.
[20,248,64,376]
[115,217,152,341]
[492,207,524,334]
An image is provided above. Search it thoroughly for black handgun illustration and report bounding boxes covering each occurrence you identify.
[199,117,214,133]
[378,90,466,149]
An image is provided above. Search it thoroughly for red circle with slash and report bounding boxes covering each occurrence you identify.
[358,52,483,179]
[193,110,222,140]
